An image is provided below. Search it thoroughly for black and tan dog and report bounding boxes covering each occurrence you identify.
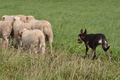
[78,29,112,60]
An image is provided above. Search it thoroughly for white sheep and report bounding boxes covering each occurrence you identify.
[26,16,53,54]
[2,15,26,23]
[18,28,46,54]
[0,21,12,47]
[2,15,27,46]
[13,16,32,48]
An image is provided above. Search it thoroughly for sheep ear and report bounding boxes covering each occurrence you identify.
[22,28,31,31]
[14,16,20,20]
[18,17,20,20]
[14,16,17,20]
[27,28,32,30]
[13,17,16,20]
[26,28,32,30]
[14,33,18,35]
[2,16,5,20]
[26,17,28,20]
[23,28,28,31]
[80,29,83,34]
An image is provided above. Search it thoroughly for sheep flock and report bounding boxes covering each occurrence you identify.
[0,15,53,54]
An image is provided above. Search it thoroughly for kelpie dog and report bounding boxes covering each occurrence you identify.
[78,29,112,60]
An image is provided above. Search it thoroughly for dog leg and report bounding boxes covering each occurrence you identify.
[102,42,112,61]
[92,49,96,59]
[85,47,89,57]
[106,50,112,61]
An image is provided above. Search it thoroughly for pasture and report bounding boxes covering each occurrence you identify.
[0,0,120,80]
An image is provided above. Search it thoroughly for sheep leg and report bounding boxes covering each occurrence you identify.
[39,43,45,55]
[49,37,53,54]
[41,45,45,55]
[34,46,38,54]
[50,42,52,54]
[19,40,22,49]
[30,44,34,54]
[3,37,9,47]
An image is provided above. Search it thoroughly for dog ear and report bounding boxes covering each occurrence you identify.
[84,29,87,34]
[80,29,83,33]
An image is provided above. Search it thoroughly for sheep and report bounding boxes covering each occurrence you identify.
[2,15,14,24]
[2,15,26,23]
[26,16,53,54]
[13,16,32,48]
[2,15,27,46]
[17,15,27,23]
[0,21,12,47]
[18,28,46,54]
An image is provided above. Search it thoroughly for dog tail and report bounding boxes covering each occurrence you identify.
[104,46,110,51]
[102,39,110,51]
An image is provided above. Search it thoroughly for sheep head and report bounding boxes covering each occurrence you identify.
[18,28,32,37]
[14,16,20,21]
[26,16,35,22]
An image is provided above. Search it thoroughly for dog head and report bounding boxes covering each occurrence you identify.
[78,29,87,44]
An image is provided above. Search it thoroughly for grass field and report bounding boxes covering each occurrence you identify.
[0,0,120,80]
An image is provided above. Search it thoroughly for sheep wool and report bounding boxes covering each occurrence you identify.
[26,16,53,54]
[0,21,12,47]
[20,28,46,54]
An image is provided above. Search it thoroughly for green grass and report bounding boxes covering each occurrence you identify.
[0,0,120,80]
